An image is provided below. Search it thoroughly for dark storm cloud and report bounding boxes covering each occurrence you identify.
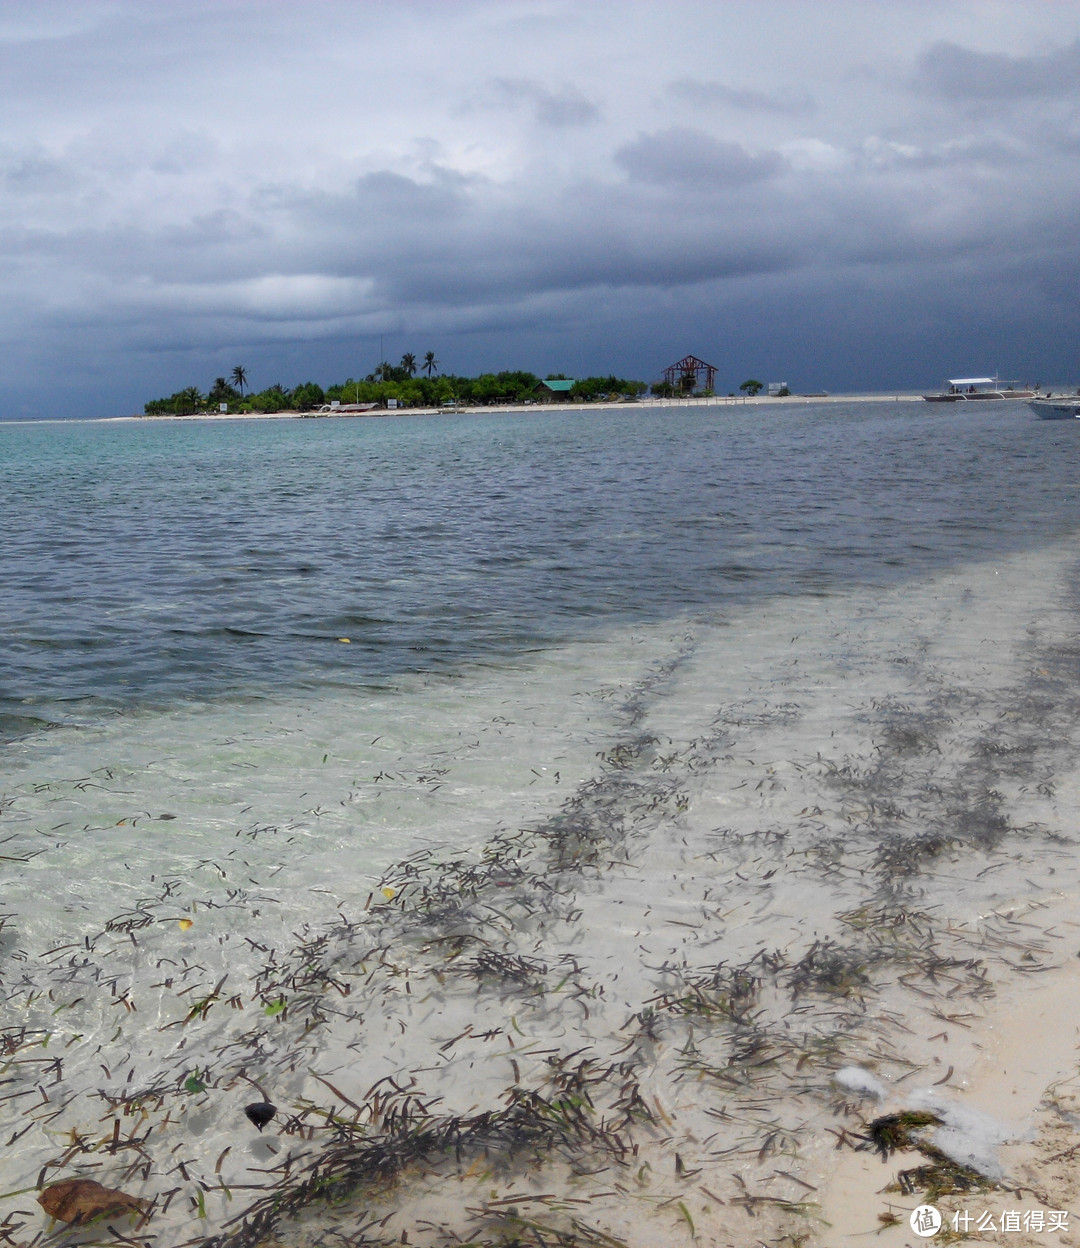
[614,128,786,187]
[0,0,1079,418]
[276,164,804,304]
[916,38,1080,101]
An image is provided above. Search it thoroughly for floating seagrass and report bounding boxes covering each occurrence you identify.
[37,1178,146,1224]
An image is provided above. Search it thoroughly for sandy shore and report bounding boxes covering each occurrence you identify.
[112,390,967,422]
[13,386,1070,424]
[819,896,1080,1247]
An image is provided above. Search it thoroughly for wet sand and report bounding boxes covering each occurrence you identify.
[820,898,1080,1247]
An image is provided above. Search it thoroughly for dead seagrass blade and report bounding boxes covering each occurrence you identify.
[37,1177,147,1224]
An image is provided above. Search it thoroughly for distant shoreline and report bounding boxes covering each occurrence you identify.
[3,389,1066,425]
[113,390,937,423]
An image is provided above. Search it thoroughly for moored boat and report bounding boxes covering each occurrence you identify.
[923,376,1035,401]
[1028,396,1080,419]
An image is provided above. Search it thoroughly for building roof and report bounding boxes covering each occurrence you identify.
[539,379,575,391]
[666,355,717,372]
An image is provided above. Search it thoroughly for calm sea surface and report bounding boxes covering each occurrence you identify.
[1,401,1076,739]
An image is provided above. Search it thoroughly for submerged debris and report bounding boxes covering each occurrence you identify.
[37,1177,147,1225]
[244,1100,277,1131]
[866,1110,994,1203]
[868,1110,943,1159]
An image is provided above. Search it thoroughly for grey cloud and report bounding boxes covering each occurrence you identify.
[858,134,1027,171]
[1,130,1070,360]
[666,77,814,115]
[915,38,1080,101]
[352,169,472,222]
[0,142,1044,337]
[149,130,222,176]
[614,127,786,187]
[269,159,818,311]
[477,78,600,127]
[159,209,267,250]
[0,145,72,193]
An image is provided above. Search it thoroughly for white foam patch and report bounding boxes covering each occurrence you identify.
[834,1066,888,1100]
[908,1090,1026,1179]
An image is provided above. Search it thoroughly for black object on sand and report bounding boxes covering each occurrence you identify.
[244,1101,277,1131]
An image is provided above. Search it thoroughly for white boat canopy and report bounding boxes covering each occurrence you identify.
[948,377,996,386]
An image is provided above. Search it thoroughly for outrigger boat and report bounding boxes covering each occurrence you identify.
[923,376,1035,402]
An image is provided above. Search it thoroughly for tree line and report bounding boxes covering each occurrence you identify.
[143,357,654,415]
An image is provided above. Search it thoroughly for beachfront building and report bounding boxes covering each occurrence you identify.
[535,379,576,402]
[662,354,718,394]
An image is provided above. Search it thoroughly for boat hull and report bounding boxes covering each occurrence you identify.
[1028,398,1080,420]
[923,390,1034,402]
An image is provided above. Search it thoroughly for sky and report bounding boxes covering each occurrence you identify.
[1,0,1079,417]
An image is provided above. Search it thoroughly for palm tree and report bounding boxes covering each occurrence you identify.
[178,386,204,414]
[400,352,417,378]
[422,351,439,378]
[231,365,248,397]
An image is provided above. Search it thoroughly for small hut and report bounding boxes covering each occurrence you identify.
[535,379,575,403]
[662,355,717,393]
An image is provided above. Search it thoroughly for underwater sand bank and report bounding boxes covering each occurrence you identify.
[4,538,1080,1246]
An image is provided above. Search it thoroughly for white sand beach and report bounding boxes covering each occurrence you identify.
[120,390,946,423]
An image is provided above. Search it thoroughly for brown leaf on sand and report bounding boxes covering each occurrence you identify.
[37,1178,147,1224]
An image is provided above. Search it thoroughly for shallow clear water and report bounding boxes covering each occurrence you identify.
[4,401,1080,1247]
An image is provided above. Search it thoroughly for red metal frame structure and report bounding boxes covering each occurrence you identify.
[662,355,717,393]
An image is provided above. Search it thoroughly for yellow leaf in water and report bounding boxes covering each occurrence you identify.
[338,637,351,643]
[381,887,396,900]
[178,919,194,931]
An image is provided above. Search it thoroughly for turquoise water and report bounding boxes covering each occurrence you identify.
[3,401,1080,1247]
